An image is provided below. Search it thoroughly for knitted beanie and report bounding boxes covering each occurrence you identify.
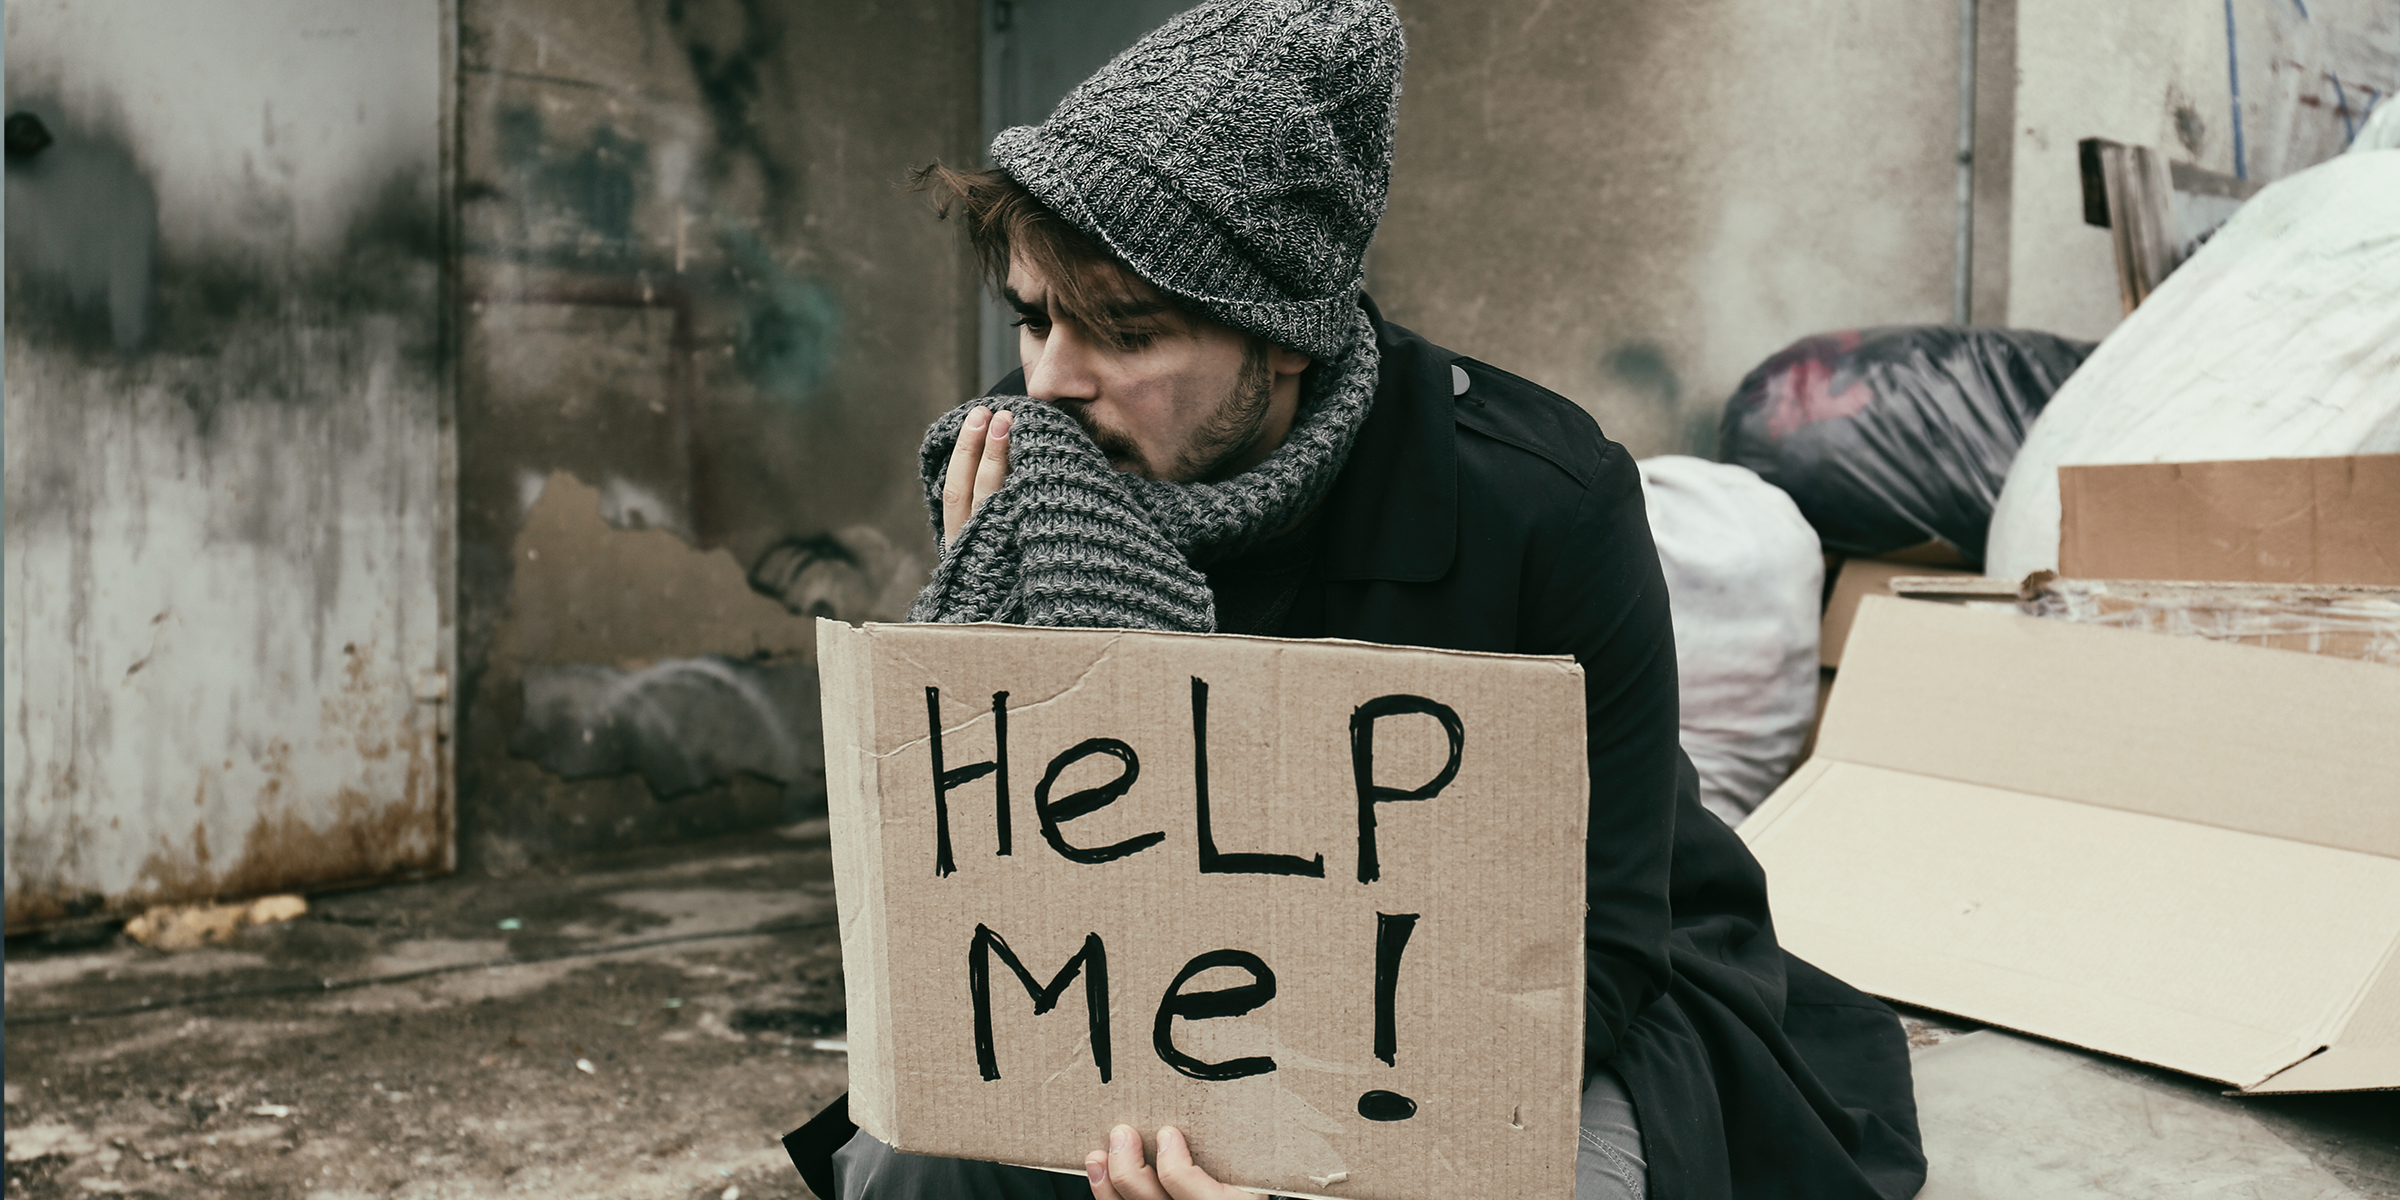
[990,0,1405,362]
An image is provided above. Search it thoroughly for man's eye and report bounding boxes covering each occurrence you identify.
[1011,316,1050,336]
[1112,330,1156,351]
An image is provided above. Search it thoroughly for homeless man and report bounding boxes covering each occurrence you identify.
[788,2,1925,1197]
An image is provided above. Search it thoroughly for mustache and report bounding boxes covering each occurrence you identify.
[1054,401,1147,473]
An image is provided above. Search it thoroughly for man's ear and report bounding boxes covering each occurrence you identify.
[1269,343,1313,379]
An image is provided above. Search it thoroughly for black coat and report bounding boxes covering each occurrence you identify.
[788,297,1926,1200]
[1286,297,1927,1200]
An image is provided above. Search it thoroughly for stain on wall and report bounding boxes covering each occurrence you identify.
[3,108,157,352]
[451,0,978,871]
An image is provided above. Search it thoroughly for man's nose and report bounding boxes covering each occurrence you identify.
[1023,326,1099,402]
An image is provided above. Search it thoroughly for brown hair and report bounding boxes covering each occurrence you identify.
[911,161,1165,346]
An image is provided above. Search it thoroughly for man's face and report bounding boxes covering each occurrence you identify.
[1007,253,1308,483]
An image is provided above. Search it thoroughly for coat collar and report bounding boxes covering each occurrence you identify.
[978,292,1460,584]
[1317,293,1458,582]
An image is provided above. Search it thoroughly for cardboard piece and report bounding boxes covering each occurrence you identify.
[2058,453,2400,586]
[1820,560,1976,668]
[1885,576,2022,603]
[1743,597,2400,1093]
[819,620,1591,1198]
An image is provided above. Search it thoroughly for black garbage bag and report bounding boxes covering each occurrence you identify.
[1716,327,2095,567]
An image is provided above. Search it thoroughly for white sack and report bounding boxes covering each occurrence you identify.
[1639,456,1823,826]
[1984,151,2400,582]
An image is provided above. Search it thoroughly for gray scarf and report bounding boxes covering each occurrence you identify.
[908,307,1379,632]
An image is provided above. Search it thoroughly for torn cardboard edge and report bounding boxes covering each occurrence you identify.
[1746,597,2400,1094]
[1009,1162,1351,1200]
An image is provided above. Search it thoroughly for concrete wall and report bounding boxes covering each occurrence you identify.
[5,2,454,926]
[453,0,979,871]
[2002,0,2399,341]
[2001,0,2236,340]
[1369,0,2396,446]
[1371,0,1966,458]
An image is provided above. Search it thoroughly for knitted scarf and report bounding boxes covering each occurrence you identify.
[907,308,1379,632]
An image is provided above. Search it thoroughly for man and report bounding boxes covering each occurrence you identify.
[790,2,1926,1197]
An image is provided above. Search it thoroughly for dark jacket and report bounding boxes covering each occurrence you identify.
[1288,297,1927,1200]
[790,296,1926,1200]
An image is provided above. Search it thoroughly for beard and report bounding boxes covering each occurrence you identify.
[1060,340,1278,483]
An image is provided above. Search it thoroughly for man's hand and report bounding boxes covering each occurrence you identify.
[1086,1125,1249,1200]
[942,405,1012,546]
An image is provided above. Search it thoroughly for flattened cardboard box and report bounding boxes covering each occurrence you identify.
[1819,559,1975,668]
[819,620,1590,1198]
[1745,597,2400,1093]
[2058,452,2400,586]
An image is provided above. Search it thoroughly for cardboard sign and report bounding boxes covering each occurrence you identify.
[819,620,1589,1199]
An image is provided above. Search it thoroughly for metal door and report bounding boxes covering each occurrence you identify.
[977,0,1194,386]
[5,1,455,928]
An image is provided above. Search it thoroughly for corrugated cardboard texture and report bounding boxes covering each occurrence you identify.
[818,622,896,1136]
[818,621,1590,1199]
[2058,453,2400,586]
[1745,599,2400,1091]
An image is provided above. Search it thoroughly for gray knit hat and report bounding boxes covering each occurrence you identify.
[990,0,1405,362]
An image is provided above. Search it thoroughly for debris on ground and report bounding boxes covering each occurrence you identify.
[4,831,843,1200]
[122,894,309,952]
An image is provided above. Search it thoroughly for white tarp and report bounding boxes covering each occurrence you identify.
[1984,151,2400,581]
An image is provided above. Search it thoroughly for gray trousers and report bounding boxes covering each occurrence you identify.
[833,1067,1646,1200]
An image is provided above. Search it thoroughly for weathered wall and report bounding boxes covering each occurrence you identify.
[4,2,455,926]
[1363,0,2397,447]
[2003,0,2398,341]
[453,0,979,870]
[2001,0,2236,340]
[1371,0,1965,457]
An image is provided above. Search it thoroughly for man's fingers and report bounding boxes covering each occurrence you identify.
[941,406,990,544]
[1086,1150,1121,1200]
[1152,1127,1244,1200]
[1104,1125,1171,1200]
[972,408,1013,510]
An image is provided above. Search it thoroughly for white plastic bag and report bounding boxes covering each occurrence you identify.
[1984,151,2400,582]
[1639,456,1823,826]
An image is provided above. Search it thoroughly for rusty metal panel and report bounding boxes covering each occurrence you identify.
[4,1,456,929]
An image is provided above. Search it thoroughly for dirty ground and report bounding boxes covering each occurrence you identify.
[4,828,846,1200]
[7,826,2398,1200]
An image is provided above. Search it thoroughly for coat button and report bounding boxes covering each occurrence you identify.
[1451,364,1470,396]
